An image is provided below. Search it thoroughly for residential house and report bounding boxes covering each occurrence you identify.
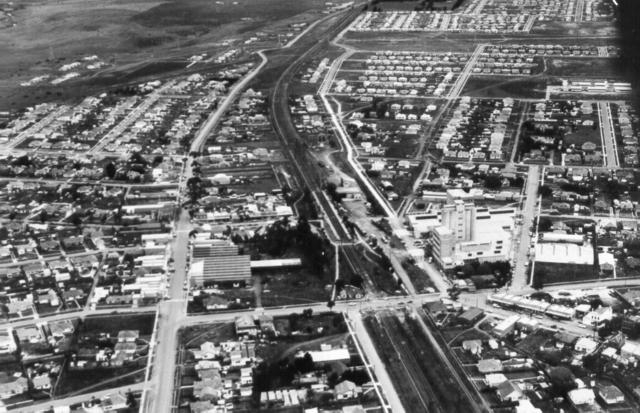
[574,337,598,353]
[117,330,139,343]
[462,340,483,356]
[0,329,16,354]
[32,374,51,390]
[485,373,508,388]
[334,380,358,400]
[598,385,625,405]
[478,359,502,374]
[496,381,523,402]
[0,376,28,399]
[568,388,595,407]
[234,315,257,337]
[194,377,223,400]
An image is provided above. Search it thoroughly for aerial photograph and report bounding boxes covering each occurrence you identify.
[0,0,638,412]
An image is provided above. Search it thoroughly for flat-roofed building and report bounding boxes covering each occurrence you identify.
[494,315,519,337]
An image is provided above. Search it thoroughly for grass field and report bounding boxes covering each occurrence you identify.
[546,57,625,79]
[462,76,547,99]
[533,261,598,285]
[0,0,343,110]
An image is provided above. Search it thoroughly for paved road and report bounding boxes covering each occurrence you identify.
[348,311,404,413]
[145,209,191,413]
[3,306,156,329]
[17,383,145,413]
[512,165,540,290]
[446,43,487,99]
[598,101,619,167]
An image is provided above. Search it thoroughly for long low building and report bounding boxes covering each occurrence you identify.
[190,255,252,286]
[250,259,302,269]
[535,242,594,265]
[192,242,239,260]
[488,292,576,320]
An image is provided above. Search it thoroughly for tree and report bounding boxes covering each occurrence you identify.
[327,300,335,310]
[538,217,553,232]
[293,352,315,373]
[325,182,342,203]
[461,263,475,277]
[126,390,137,408]
[103,162,116,179]
[532,270,546,290]
[152,155,164,167]
[539,184,553,197]
[447,285,461,301]
[484,174,502,190]
[548,366,576,397]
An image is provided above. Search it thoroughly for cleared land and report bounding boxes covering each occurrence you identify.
[0,0,345,109]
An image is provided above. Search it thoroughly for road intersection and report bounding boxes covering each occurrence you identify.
[7,5,634,413]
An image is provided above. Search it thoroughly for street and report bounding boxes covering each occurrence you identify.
[598,101,619,168]
[511,165,540,290]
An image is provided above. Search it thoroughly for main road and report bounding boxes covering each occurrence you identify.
[598,101,619,168]
[511,165,540,290]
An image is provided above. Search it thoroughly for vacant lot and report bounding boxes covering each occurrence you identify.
[546,57,624,79]
[462,76,547,99]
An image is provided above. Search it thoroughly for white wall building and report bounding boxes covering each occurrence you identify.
[428,201,513,268]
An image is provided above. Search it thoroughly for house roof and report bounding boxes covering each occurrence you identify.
[235,315,256,330]
[496,380,521,399]
[335,380,357,394]
[598,385,624,402]
[478,359,502,373]
[117,330,139,340]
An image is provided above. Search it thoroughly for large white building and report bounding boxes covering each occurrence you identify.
[426,200,514,268]
[535,242,594,265]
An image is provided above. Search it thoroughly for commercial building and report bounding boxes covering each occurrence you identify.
[534,243,594,265]
[441,200,476,242]
[494,315,519,337]
[621,340,640,359]
[190,255,252,286]
[428,200,513,268]
[582,306,613,327]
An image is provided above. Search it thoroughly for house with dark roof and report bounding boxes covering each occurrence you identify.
[235,315,257,337]
[598,385,625,405]
[459,307,484,324]
[496,381,522,402]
